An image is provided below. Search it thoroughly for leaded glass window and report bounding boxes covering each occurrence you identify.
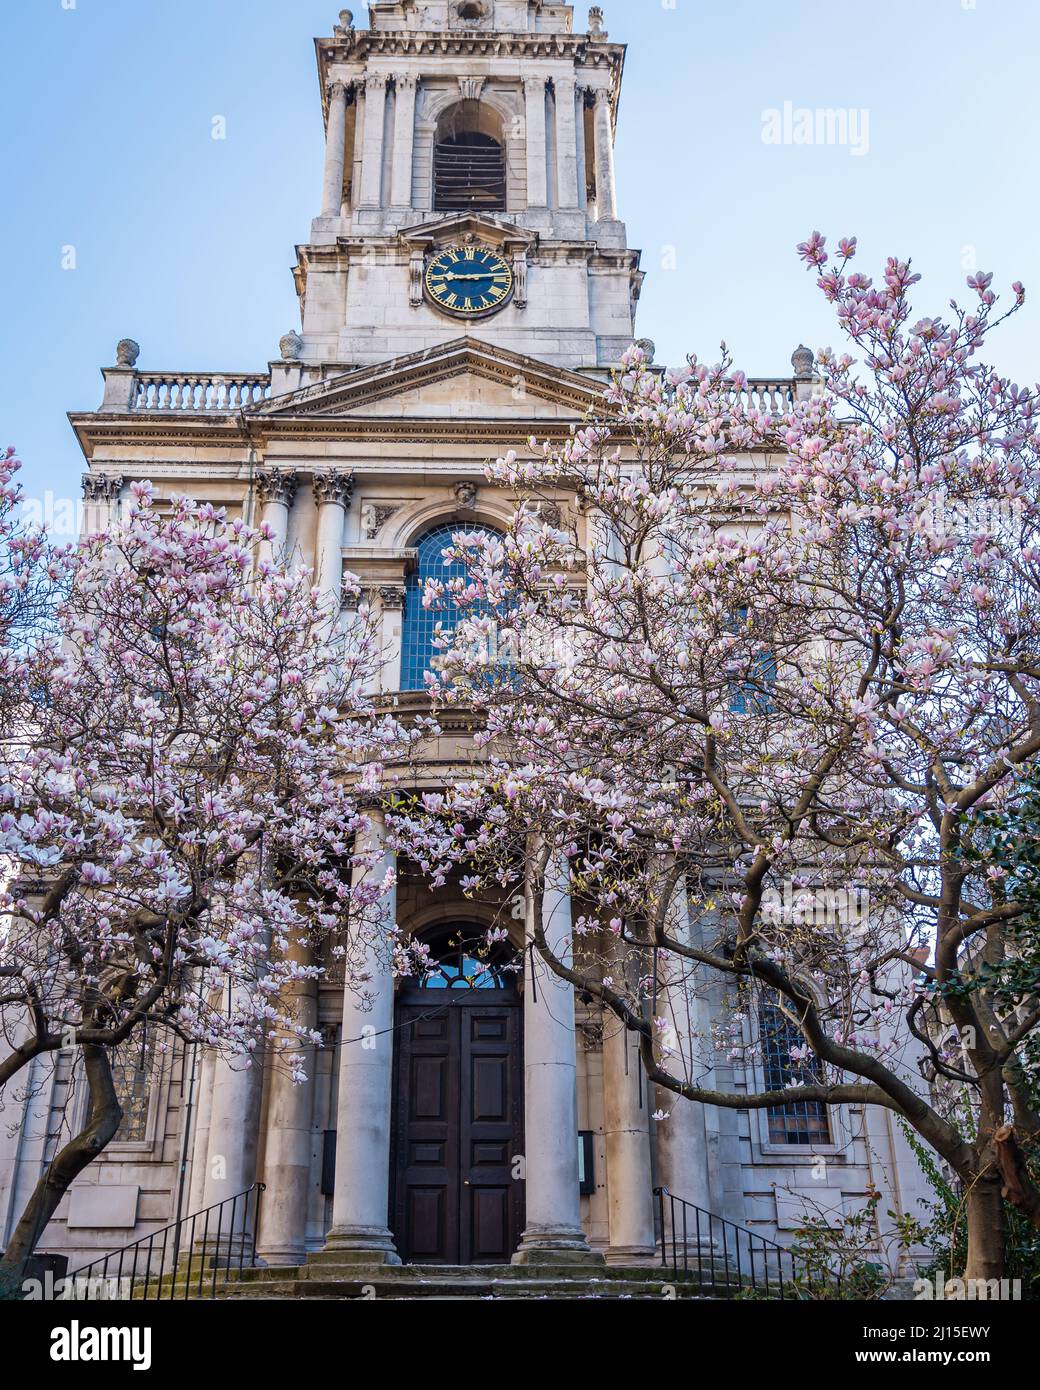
[759,997,831,1145]
[400,523,504,692]
[110,1036,155,1142]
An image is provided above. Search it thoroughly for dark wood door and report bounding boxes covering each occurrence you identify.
[391,996,523,1264]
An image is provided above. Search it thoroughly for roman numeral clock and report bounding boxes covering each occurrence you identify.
[424,244,514,318]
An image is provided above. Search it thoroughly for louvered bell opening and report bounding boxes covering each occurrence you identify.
[434,133,506,211]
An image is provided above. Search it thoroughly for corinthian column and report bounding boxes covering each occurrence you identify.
[324,812,401,1264]
[358,73,389,208]
[312,471,353,607]
[513,846,601,1265]
[389,74,418,208]
[321,80,350,216]
[592,86,618,222]
[523,76,548,210]
[255,470,298,569]
[256,935,318,1266]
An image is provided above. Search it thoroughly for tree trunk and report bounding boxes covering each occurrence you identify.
[0,1045,121,1294]
[962,1175,1006,1284]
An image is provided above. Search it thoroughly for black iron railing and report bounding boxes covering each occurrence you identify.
[68,1183,264,1301]
[654,1187,834,1299]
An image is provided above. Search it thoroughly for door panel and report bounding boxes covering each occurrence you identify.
[392,997,523,1264]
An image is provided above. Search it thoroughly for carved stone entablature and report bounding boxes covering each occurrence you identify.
[82,473,124,503]
[454,480,478,510]
[312,470,355,508]
[254,469,299,508]
[377,584,406,610]
[361,502,403,540]
[114,339,140,369]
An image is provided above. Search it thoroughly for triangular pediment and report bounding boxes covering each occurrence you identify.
[397,213,537,254]
[253,338,609,421]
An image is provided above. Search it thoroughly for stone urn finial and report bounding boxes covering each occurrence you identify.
[280,330,304,362]
[791,343,815,379]
[115,338,140,369]
[588,6,606,37]
[337,9,354,31]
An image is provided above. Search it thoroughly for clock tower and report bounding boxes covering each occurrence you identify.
[297,1,643,370]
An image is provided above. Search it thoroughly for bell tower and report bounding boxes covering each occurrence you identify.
[293,2,644,371]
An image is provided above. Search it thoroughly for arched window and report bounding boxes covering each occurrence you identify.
[434,101,506,211]
[408,923,519,992]
[400,522,503,691]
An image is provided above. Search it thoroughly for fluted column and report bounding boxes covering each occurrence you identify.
[312,471,353,606]
[389,74,418,208]
[324,811,401,1264]
[655,876,715,1248]
[513,846,601,1265]
[592,86,618,222]
[523,76,548,210]
[603,982,656,1264]
[255,470,298,569]
[553,77,580,209]
[256,936,318,1266]
[359,73,389,208]
[321,80,349,217]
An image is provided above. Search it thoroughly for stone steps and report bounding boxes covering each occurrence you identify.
[134,1260,748,1302]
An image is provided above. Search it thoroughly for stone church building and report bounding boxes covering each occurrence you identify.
[0,1,930,1281]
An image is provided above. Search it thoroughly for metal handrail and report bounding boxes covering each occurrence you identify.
[653,1187,836,1300]
[68,1183,265,1302]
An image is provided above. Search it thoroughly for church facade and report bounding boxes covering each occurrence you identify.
[0,2,930,1278]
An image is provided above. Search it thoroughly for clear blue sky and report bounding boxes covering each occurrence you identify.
[2,0,1038,515]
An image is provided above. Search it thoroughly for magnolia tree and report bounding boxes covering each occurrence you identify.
[0,484,419,1281]
[397,239,1040,1282]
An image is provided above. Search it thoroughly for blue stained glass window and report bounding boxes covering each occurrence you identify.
[400,522,503,692]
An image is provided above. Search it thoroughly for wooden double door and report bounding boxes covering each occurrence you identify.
[390,992,524,1265]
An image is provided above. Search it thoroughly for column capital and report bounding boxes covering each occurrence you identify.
[312,470,354,509]
[366,72,389,92]
[327,79,349,102]
[376,583,406,610]
[394,71,418,92]
[82,472,123,503]
[255,469,298,508]
[523,75,547,97]
[592,85,612,109]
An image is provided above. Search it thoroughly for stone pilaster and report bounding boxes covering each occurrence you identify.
[389,74,418,209]
[553,77,580,210]
[359,73,389,208]
[523,76,548,210]
[603,981,656,1264]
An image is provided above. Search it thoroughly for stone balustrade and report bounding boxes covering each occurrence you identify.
[131,372,272,412]
[739,378,799,414]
